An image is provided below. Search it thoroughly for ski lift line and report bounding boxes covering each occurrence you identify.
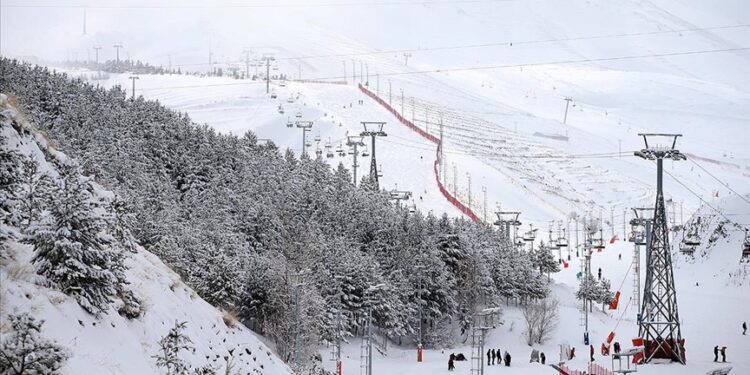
[2,0,516,9]
[687,156,750,208]
[661,163,748,231]
[127,46,747,91]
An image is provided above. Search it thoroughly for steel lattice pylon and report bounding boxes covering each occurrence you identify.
[635,134,686,364]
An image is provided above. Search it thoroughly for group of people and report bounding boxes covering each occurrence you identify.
[713,345,727,363]
[487,349,511,367]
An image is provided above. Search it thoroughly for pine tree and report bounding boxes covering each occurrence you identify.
[153,321,193,375]
[0,131,22,258]
[25,163,121,314]
[536,243,561,282]
[0,313,69,375]
[576,274,599,312]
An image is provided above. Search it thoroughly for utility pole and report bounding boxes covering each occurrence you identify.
[360,122,387,189]
[347,136,365,185]
[439,115,445,186]
[243,49,252,78]
[262,54,275,94]
[388,80,392,105]
[359,60,363,84]
[342,60,347,84]
[611,207,615,238]
[128,76,139,100]
[415,265,425,356]
[113,44,123,64]
[296,121,313,157]
[352,59,356,83]
[482,186,488,222]
[400,88,405,116]
[365,63,369,86]
[467,172,472,211]
[82,8,87,35]
[563,97,573,124]
[403,52,412,65]
[453,164,458,196]
[634,133,686,364]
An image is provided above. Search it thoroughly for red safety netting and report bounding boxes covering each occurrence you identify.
[358,84,479,222]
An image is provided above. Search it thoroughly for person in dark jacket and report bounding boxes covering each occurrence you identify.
[743,321,747,335]
[491,348,496,365]
[720,346,727,363]
[496,349,502,365]
[590,344,595,362]
[487,349,491,366]
[448,353,455,371]
[613,342,621,354]
[713,345,719,362]
[540,352,546,365]
[570,347,576,360]
[504,351,511,367]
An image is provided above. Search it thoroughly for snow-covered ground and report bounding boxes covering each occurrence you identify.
[0,95,293,375]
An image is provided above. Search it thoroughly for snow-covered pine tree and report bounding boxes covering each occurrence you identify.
[153,321,193,375]
[0,313,69,375]
[18,156,55,228]
[25,163,122,314]
[0,131,22,258]
[576,274,600,312]
[597,278,614,311]
[536,243,561,282]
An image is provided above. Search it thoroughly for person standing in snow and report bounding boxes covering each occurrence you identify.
[713,345,719,362]
[598,268,602,280]
[743,321,747,335]
[570,347,576,360]
[491,348,496,365]
[590,344,595,362]
[448,353,455,371]
[504,351,511,367]
[495,349,502,366]
[541,352,546,365]
[487,349,491,366]
[720,346,727,362]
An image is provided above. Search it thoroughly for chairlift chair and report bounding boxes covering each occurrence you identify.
[315,148,322,158]
[295,111,303,118]
[556,228,569,248]
[270,90,277,99]
[742,229,750,258]
[286,96,294,103]
[286,117,293,128]
[314,134,321,142]
[279,81,286,87]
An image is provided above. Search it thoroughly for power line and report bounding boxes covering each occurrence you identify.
[686,156,750,208]
[131,46,750,92]
[161,23,750,66]
[661,166,747,230]
[1,0,513,9]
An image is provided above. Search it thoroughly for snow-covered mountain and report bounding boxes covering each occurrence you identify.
[0,94,293,375]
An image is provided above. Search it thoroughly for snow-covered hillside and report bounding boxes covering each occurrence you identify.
[0,94,293,375]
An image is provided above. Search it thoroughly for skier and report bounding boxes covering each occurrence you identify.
[743,321,747,335]
[590,344,595,362]
[448,353,455,371]
[504,351,511,367]
[613,342,621,354]
[713,345,719,362]
[720,346,727,363]
[495,349,502,366]
[487,349,491,366]
[598,267,602,280]
[491,348,496,365]
[541,352,546,365]
[570,347,576,360]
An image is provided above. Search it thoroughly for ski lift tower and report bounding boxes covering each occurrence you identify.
[346,136,366,186]
[296,121,313,157]
[634,133,686,364]
[494,211,521,246]
[360,122,387,189]
[630,207,654,312]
